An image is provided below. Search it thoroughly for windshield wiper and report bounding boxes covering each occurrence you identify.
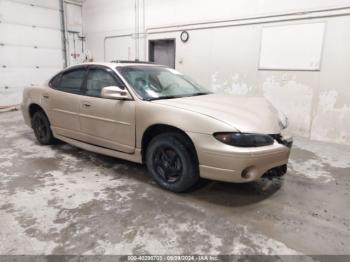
[191,92,211,96]
[147,92,211,101]
[148,95,182,101]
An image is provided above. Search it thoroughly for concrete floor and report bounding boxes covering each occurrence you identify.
[0,110,350,255]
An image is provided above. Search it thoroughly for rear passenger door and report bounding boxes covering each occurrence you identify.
[78,66,136,153]
[47,67,86,140]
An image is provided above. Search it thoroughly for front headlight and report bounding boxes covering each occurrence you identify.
[214,132,274,147]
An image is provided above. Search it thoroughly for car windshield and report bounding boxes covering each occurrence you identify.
[117,66,211,100]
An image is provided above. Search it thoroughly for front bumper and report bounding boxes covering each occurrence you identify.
[188,132,292,183]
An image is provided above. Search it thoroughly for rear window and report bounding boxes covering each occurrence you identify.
[57,69,86,94]
[49,74,61,89]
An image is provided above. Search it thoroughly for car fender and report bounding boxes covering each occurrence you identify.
[135,101,238,148]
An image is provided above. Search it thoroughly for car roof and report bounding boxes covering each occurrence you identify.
[65,62,162,71]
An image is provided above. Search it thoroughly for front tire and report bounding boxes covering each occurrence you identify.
[32,110,55,145]
[146,133,199,192]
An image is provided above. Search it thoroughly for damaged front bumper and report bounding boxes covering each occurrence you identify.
[188,132,293,183]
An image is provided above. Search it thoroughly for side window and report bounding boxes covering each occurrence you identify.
[57,69,86,94]
[49,74,61,89]
[86,68,123,97]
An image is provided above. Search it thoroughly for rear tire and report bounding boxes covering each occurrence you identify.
[32,110,55,145]
[146,133,199,193]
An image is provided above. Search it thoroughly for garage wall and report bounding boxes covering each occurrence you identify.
[0,0,64,106]
[0,0,85,107]
[82,0,350,145]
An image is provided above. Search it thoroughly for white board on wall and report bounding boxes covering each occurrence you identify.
[259,22,325,71]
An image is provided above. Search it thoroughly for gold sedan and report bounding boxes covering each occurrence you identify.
[21,62,292,192]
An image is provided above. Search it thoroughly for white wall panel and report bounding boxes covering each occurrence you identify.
[0,46,63,67]
[82,0,134,33]
[0,0,63,106]
[0,67,61,105]
[66,3,82,33]
[105,37,135,61]
[144,0,350,28]
[0,1,61,29]
[0,67,60,87]
[0,24,62,48]
[10,0,60,9]
[259,23,325,71]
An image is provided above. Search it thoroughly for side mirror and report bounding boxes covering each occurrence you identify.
[101,86,132,100]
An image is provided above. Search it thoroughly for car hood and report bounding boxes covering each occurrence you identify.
[151,93,282,134]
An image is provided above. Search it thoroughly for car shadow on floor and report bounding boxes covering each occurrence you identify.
[186,177,283,207]
[46,139,284,208]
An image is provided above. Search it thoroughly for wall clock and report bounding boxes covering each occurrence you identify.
[180,31,189,43]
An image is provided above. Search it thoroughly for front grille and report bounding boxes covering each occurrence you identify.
[262,164,287,178]
[270,134,293,148]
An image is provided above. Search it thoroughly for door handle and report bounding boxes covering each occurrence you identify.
[82,102,92,108]
[43,95,49,99]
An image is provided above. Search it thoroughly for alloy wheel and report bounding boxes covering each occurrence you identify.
[153,145,183,183]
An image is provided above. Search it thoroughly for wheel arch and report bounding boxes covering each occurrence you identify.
[141,124,199,164]
[28,104,50,127]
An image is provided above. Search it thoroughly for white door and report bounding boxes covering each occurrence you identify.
[0,0,64,106]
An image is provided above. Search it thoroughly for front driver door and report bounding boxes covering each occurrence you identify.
[78,66,135,153]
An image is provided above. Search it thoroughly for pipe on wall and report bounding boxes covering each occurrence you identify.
[60,0,68,67]
[134,0,140,61]
[146,5,350,32]
[142,0,146,61]
[146,9,350,35]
